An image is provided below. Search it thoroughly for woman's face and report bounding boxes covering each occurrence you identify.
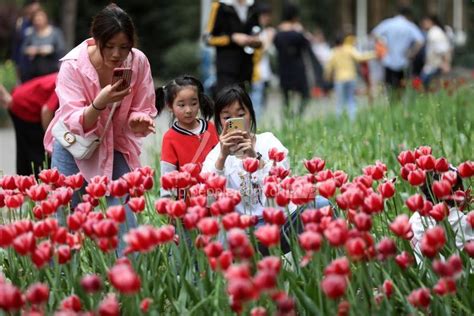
[32,11,48,29]
[100,32,132,69]
[219,101,251,131]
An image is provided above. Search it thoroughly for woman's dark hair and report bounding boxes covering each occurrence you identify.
[90,3,136,54]
[422,14,445,32]
[213,85,256,134]
[155,75,214,121]
[282,3,299,22]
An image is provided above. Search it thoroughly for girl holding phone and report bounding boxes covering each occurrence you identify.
[43,4,157,255]
[202,85,330,253]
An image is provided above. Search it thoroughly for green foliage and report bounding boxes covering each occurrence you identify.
[0,60,17,126]
[161,41,200,80]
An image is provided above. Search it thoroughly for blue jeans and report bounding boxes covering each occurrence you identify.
[334,80,357,120]
[51,141,137,256]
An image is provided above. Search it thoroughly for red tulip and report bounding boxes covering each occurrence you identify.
[464,241,474,257]
[291,181,316,205]
[4,193,24,209]
[389,215,413,240]
[321,275,347,299]
[57,245,72,264]
[26,184,49,201]
[268,147,285,162]
[318,179,336,199]
[406,194,424,212]
[15,175,36,192]
[304,157,325,174]
[407,288,430,309]
[377,181,395,199]
[435,157,450,172]
[257,256,281,274]
[80,274,102,293]
[432,255,463,278]
[376,237,397,260]
[60,295,82,312]
[262,208,286,226]
[263,182,278,198]
[154,198,171,215]
[299,231,322,252]
[31,240,53,268]
[415,146,432,158]
[255,224,280,247]
[85,182,107,199]
[272,292,295,314]
[433,278,456,296]
[109,179,129,197]
[420,226,446,258]
[180,163,201,178]
[93,219,119,238]
[209,250,233,271]
[0,282,24,311]
[429,203,448,222]
[204,241,224,258]
[63,173,84,190]
[0,225,14,248]
[205,173,227,191]
[275,189,290,207]
[38,168,60,185]
[166,200,187,218]
[353,212,372,231]
[383,280,393,298]
[250,306,268,316]
[324,219,348,246]
[324,257,351,276]
[106,205,126,223]
[253,270,277,291]
[457,161,473,178]
[407,169,426,186]
[227,277,258,302]
[416,155,435,171]
[432,180,452,200]
[467,211,474,228]
[197,217,219,236]
[397,150,416,166]
[108,263,141,294]
[13,232,36,255]
[243,157,259,173]
[363,162,386,180]
[345,237,366,260]
[128,196,145,213]
[269,165,290,179]
[362,192,384,214]
[140,298,153,313]
[395,251,414,269]
[26,283,49,305]
[97,293,119,316]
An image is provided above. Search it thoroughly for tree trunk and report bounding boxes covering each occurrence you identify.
[61,0,78,51]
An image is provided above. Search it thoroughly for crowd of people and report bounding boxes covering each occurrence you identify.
[0,1,463,256]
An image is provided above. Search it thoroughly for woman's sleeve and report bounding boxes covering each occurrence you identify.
[205,3,232,47]
[128,53,157,124]
[202,145,224,175]
[55,61,99,137]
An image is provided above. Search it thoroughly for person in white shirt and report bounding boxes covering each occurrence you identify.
[419,15,452,89]
[202,85,329,253]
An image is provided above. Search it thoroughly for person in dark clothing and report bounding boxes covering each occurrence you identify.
[205,0,262,93]
[0,73,58,176]
[273,3,316,113]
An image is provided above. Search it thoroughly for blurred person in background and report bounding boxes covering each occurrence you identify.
[250,2,275,119]
[11,0,41,82]
[324,34,376,120]
[0,72,58,176]
[205,0,262,93]
[419,15,452,90]
[273,3,318,114]
[22,8,65,81]
[372,6,424,99]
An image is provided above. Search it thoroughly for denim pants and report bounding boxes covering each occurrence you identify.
[250,80,266,119]
[334,80,357,120]
[51,141,137,256]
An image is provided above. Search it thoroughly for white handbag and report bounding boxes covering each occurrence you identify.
[52,102,119,160]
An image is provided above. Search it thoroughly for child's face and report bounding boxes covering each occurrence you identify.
[171,86,200,129]
[219,101,251,131]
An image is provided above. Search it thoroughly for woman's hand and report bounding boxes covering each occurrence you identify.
[93,80,131,109]
[235,131,257,158]
[129,114,156,137]
[215,122,244,170]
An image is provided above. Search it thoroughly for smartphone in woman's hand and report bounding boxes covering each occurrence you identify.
[112,68,132,91]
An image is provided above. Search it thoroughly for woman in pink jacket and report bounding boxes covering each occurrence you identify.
[43,4,157,254]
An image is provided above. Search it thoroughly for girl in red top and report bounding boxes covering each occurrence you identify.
[156,75,219,197]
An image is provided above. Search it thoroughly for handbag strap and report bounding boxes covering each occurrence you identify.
[191,130,211,164]
[98,101,119,143]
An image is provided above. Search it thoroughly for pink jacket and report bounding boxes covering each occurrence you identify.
[44,39,157,182]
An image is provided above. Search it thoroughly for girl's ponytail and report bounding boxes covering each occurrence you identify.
[199,94,214,121]
[155,86,167,115]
